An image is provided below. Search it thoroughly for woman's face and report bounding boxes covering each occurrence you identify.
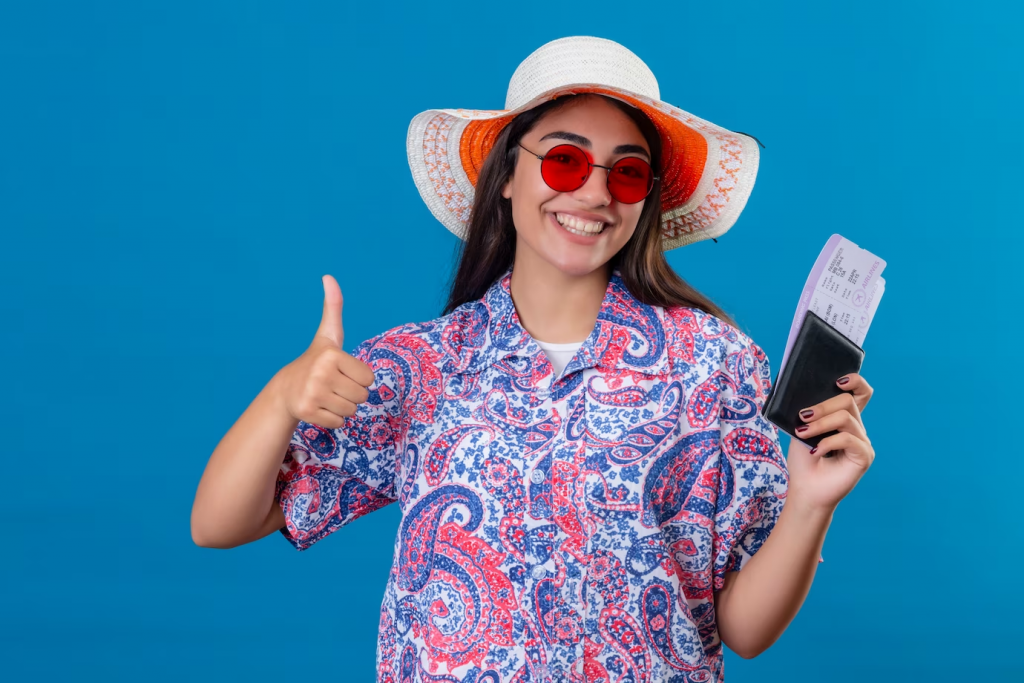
[501,96,651,278]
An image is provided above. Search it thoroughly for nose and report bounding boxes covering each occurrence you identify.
[572,162,612,207]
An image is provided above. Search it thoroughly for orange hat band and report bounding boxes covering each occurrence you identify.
[458,87,709,215]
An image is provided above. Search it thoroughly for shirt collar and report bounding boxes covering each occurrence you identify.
[445,266,671,378]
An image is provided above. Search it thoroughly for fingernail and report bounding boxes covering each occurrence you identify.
[837,376,850,385]
[795,425,808,433]
[810,447,818,455]
[799,409,813,419]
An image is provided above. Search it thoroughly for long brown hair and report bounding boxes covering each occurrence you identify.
[441,93,738,329]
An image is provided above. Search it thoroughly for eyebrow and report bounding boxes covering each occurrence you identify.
[538,131,650,160]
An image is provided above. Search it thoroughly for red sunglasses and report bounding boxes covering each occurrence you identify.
[517,142,659,205]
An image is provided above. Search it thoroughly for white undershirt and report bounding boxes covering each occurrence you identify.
[534,339,585,378]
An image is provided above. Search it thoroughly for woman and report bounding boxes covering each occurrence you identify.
[191,36,876,682]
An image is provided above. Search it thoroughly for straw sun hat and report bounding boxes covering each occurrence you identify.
[406,35,762,251]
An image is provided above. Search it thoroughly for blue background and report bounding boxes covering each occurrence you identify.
[2,1,1021,680]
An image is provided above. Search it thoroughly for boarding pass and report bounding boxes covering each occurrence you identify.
[777,234,887,377]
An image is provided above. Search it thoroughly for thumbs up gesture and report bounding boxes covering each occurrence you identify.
[275,275,377,429]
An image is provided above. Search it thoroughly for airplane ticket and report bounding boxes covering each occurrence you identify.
[777,234,887,377]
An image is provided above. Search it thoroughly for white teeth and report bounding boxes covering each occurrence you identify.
[554,212,605,235]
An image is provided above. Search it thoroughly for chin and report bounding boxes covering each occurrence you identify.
[514,222,625,278]
[541,252,613,278]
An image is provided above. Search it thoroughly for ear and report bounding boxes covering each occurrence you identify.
[501,177,512,200]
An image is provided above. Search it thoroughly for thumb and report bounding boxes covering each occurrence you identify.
[317,274,344,348]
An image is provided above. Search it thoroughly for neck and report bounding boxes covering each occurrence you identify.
[508,250,610,344]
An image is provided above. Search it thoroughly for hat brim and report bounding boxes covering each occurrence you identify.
[406,84,760,251]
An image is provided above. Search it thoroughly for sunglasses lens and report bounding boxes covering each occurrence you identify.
[608,157,654,204]
[540,145,590,192]
[538,144,655,204]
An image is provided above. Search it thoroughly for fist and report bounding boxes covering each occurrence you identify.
[275,275,376,429]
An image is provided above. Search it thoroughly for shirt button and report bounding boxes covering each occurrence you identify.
[530,469,546,484]
[531,565,547,579]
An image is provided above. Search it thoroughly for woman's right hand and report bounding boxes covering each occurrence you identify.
[273,275,376,429]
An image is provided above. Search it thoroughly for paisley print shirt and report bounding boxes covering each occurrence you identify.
[274,267,789,683]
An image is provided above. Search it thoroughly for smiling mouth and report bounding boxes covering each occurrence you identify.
[551,212,608,236]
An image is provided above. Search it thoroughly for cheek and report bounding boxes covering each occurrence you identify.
[614,207,645,244]
[510,178,558,231]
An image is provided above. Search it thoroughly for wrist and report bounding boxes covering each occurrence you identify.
[266,368,297,423]
[783,493,837,526]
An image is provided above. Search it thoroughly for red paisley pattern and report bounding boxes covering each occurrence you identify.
[274,268,787,682]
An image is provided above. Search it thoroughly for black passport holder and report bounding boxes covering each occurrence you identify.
[762,310,865,450]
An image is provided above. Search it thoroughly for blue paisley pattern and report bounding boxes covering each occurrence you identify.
[275,267,787,683]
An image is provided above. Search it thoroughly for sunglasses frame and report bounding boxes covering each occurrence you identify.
[516,142,660,204]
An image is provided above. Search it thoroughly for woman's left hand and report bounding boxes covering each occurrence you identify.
[785,373,876,512]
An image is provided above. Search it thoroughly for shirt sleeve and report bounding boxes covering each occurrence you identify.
[711,331,790,590]
[274,331,403,551]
